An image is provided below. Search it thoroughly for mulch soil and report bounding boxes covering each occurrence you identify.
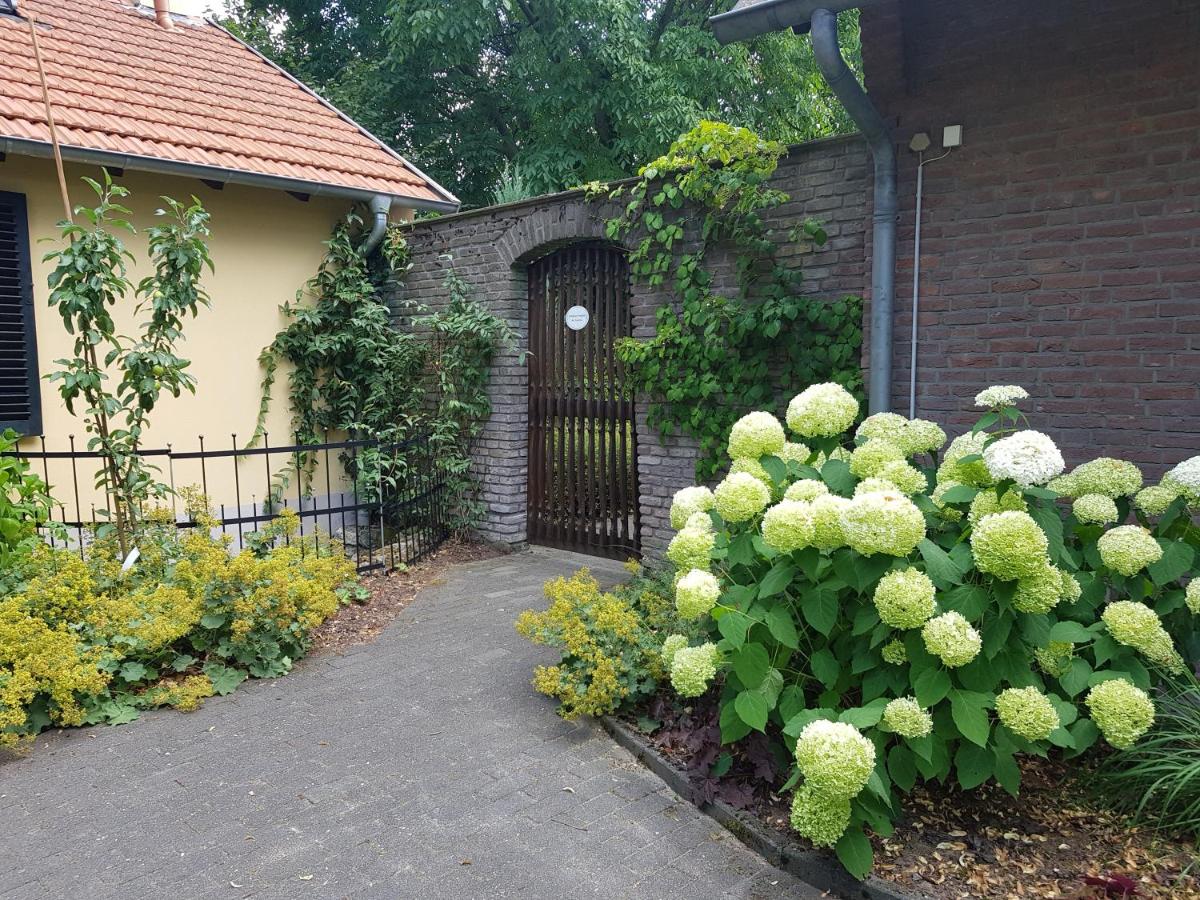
[631,700,1200,900]
[310,539,505,655]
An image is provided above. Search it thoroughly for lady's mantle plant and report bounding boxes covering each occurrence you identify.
[660,384,1199,877]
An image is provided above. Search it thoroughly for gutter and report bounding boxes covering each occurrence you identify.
[0,136,459,213]
[809,8,897,414]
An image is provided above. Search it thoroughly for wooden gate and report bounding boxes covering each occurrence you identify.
[527,243,640,558]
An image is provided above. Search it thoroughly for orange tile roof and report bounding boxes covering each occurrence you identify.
[0,0,458,208]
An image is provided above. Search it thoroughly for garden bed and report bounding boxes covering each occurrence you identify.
[616,699,1200,900]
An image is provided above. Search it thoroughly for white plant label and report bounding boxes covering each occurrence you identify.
[564,305,590,331]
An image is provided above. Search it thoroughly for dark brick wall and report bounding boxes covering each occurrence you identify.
[403,136,869,554]
[861,0,1200,469]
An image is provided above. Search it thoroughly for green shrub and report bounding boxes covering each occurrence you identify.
[0,497,356,748]
[657,383,1199,877]
[516,564,683,719]
[0,429,54,572]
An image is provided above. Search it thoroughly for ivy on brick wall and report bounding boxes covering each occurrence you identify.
[587,121,864,481]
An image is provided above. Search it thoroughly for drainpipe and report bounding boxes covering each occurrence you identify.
[359,195,392,257]
[152,0,173,29]
[810,8,897,414]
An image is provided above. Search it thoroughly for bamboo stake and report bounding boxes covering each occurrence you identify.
[28,14,72,222]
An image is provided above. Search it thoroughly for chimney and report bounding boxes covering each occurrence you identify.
[153,0,173,29]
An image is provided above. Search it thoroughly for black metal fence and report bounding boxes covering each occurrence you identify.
[9,433,452,575]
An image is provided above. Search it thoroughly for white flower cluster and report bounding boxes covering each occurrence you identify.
[974,385,1029,408]
[983,430,1065,487]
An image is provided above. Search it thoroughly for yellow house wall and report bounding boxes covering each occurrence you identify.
[2,155,393,524]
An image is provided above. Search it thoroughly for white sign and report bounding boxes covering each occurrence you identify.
[564,305,590,331]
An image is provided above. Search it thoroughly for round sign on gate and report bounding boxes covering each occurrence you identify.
[564,305,590,331]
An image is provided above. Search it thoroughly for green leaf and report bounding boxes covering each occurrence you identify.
[937,484,979,504]
[710,752,733,778]
[758,562,797,599]
[720,698,753,744]
[954,742,993,790]
[820,459,856,495]
[887,745,917,792]
[760,455,788,485]
[839,698,888,728]
[950,690,992,747]
[835,827,874,880]
[1048,620,1093,644]
[941,584,988,620]
[1060,657,1093,698]
[765,604,800,649]
[800,585,839,635]
[913,668,951,706]
[200,613,227,629]
[203,662,247,696]
[1148,540,1194,586]
[992,750,1021,797]
[727,533,757,568]
[732,642,770,689]
[734,690,770,732]
[778,685,806,723]
[717,610,752,648]
[809,648,841,689]
[118,661,151,683]
[1028,502,1066,564]
[918,538,963,588]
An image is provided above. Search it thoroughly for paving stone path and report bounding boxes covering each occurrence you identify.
[0,548,820,900]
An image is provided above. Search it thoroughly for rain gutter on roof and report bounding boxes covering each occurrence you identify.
[0,136,460,212]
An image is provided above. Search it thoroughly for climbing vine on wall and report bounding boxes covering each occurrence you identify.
[252,214,511,530]
[589,121,863,480]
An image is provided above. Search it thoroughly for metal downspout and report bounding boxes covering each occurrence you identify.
[810,8,897,414]
[359,195,392,257]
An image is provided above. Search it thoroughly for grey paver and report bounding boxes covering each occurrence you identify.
[0,547,821,900]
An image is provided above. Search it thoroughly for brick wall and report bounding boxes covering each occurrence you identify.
[403,136,869,555]
[861,0,1200,469]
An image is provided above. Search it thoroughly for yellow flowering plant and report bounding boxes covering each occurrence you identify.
[516,568,684,720]
[642,384,1199,878]
[0,495,357,748]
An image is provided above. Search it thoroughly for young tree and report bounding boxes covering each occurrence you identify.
[225,0,860,208]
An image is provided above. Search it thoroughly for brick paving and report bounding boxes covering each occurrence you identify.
[0,548,819,900]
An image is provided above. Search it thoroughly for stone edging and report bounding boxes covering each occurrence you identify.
[599,716,924,900]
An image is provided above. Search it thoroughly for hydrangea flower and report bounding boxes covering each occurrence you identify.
[974,385,1029,408]
[905,419,948,455]
[728,411,786,460]
[1086,679,1155,749]
[855,414,946,455]
[875,460,928,495]
[1163,456,1200,500]
[854,412,908,447]
[995,686,1061,741]
[714,472,771,523]
[789,784,851,848]
[1064,458,1143,499]
[660,634,689,668]
[922,611,982,668]
[841,490,926,557]
[730,457,773,488]
[1034,641,1073,677]
[670,486,715,530]
[983,430,1065,487]
[967,487,1028,527]
[670,643,720,697]
[1097,525,1163,576]
[785,479,829,503]
[855,476,900,496]
[937,432,993,487]
[761,500,816,553]
[684,511,714,532]
[1135,484,1177,517]
[1187,580,1200,615]
[675,569,721,619]
[1073,493,1119,525]
[970,511,1050,581]
[882,697,933,738]
[849,439,905,478]
[881,640,908,665]
[872,568,937,629]
[809,495,851,551]
[1101,601,1185,673]
[786,383,859,438]
[930,479,965,522]
[777,441,813,466]
[1060,570,1082,603]
[1012,562,1071,614]
[794,720,876,800]
[667,526,715,572]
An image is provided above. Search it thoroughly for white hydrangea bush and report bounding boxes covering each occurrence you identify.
[658,383,1200,878]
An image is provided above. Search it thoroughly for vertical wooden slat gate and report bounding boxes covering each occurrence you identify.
[528,243,640,559]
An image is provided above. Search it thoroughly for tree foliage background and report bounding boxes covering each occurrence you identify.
[225,1,861,208]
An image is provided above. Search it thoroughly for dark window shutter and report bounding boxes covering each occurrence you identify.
[0,191,41,435]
